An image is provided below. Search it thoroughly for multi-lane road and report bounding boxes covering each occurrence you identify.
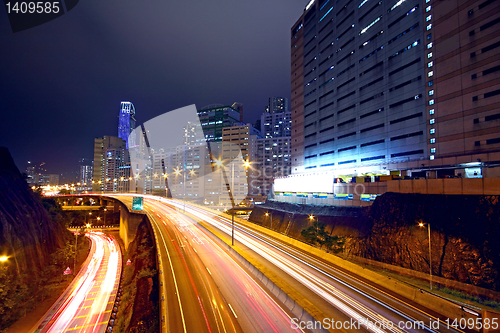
[111,194,473,333]
[114,195,309,333]
[33,232,121,333]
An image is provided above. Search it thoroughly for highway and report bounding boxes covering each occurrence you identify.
[33,232,121,333]
[113,195,309,333]
[133,195,470,333]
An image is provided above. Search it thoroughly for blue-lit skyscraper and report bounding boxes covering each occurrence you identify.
[118,101,136,148]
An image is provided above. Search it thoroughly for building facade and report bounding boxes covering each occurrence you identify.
[92,136,128,192]
[197,105,241,142]
[279,0,500,204]
[261,111,292,138]
[265,97,289,114]
[289,0,500,178]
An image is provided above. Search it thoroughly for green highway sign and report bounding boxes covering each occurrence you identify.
[132,197,143,211]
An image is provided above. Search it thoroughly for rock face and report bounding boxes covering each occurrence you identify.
[115,219,159,333]
[0,147,68,276]
[354,192,500,291]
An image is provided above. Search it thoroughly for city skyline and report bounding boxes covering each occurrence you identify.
[0,0,307,178]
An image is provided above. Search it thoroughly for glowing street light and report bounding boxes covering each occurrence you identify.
[418,221,432,290]
[0,256,8,262]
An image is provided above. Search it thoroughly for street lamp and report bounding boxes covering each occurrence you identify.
[215,158,236,246]
[310,214,319,246]
[419,221,432,290]
[0,256,8,262]
[265,211,273,230]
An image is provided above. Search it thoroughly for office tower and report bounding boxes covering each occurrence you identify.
[78,158,93,190]
[219,124,260,205]
[118,101,136,149]
[261,110,292,138]
[289,0,500,178]
[92,136,127,192]
[265,97,288,114]
[197,105,241,142]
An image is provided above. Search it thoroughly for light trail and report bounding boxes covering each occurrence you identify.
[35,232,121,333]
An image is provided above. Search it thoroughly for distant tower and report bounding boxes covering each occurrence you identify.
[265,97,288,114]
[118,101,136,149]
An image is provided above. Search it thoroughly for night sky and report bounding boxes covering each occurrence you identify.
[0,0,306,182]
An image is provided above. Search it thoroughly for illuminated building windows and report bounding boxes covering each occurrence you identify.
[430,155,435,160]
[429,109,435,114]
[430,138,436,143]
[427,42,433,49]
[427,24,432,31]
[426,5,431,12]
[428,71,434,77]
[429,99,434,105]
[431,148,436,153]
[429,90,434,96]
[428,80,433,86]
[428,61,433,67]
[426,15,432,21]
[430,128,435,134]
[430,118,435,124]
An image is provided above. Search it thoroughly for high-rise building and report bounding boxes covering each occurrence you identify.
[255,137,292,196]
[288,0,500,178]
[261,111,292,138]
[92,136,128,192]
[265,97,289,114]
[78,158,93,190]
[220,124,261,204]
[197,105,241,142]
[118,101,136,149]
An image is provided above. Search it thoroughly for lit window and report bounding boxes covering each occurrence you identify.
[429,99,434,105]
[426,15,432,21]
[426,5,431,11]
[427,24,432,31]
[428,52,433,58]
[426,0,430,3]
[429,90,434,96]
[430,128,435,134]
[429,109,435,114]
[428,61,433,67]
[427,33,432,40]
[431,148,436,153]
[360,16,381,34]
[429,80,433,86]
[430,155,435,160]
[428,71,434,77]
[430,138,436,143]
[430,118,435,124]
[427,42,433,49]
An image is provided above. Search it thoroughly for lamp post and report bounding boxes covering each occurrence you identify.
[73,232,79,276]
[103,208,107,226]
[310,214,319,246]
[419,221,432,290]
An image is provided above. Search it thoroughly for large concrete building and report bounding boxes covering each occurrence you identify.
[277,0,500,205]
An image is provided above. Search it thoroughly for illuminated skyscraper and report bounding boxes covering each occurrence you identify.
[118,101,136,149]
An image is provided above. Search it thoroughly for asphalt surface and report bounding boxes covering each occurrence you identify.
[114,195,309,333]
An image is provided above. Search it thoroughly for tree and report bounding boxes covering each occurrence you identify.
[301,221,346,253]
